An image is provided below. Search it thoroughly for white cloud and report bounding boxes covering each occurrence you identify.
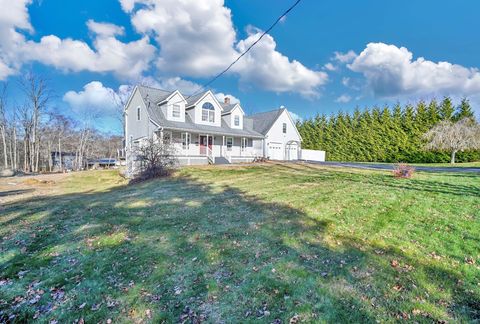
[335,94,352,103]
[348,42,480,98]
[87,20,125,37]
[0,3,156,80]
[63,81,119,111]
[121,0,325,96]
[124,0,237,78]
[157,77,201,95]
[0,0,328,97]
[334,50,357,63]
[215,92,240,105]
[323,62,337,71]
[234,29,328,97]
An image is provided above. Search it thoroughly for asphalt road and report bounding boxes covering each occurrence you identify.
[303,161,480,173]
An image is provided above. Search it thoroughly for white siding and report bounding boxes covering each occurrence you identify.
[192,93,222,127]
[265,110,302,160]
[165,92,186,122]
[230,106,243,129]
[125,88,155,146]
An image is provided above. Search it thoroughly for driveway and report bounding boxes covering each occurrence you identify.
[304,161,480,173]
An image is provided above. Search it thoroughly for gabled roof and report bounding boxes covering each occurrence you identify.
[248,108,286,135]
[221,103,237,114]
[137,85,172,104]
[221,103,245,116]
[185,91,207,107]
[137,85,264,138]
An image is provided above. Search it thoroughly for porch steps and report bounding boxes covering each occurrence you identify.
[214,156,231,165]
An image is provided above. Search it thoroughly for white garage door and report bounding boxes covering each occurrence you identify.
[268,142,284,160]
[286,144,298,160]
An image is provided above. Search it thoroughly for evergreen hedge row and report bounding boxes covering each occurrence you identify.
[297,97,479,163]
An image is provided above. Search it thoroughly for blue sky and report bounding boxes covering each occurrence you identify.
[2,0,480,133]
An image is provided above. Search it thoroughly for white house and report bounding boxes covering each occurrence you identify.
[124,85,303,166]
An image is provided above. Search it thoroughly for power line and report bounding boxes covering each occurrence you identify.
[187,0,303,99]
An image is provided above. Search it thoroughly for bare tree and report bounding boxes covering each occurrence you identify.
[111,84,134,137]
[19,73,51,172]
[424,118,480,164]
[0,84,8,169]
[129,137,178,181]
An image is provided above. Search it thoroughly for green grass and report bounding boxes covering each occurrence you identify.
[1,164,479,323]
[348,161,480,168]
[411,162,480,167]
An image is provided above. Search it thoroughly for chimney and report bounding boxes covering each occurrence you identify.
[224,97,231,104]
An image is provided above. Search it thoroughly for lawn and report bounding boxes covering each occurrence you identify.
[0,163,479,323]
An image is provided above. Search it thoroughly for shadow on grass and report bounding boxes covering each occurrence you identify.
[0,172,478,322]
[0,189,34,198]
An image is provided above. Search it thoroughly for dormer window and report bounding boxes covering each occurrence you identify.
[202,102,215,122]
[234,115,240,126]
[172,104,180,118]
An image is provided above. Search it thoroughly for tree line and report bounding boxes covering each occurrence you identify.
[297,97,479,163]
[0,73,122,173]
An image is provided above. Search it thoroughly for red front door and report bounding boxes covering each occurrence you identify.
[200,136,212,155]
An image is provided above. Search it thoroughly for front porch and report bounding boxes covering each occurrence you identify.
[158,130,263,165]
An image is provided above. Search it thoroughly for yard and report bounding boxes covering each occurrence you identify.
[0,163,479,322]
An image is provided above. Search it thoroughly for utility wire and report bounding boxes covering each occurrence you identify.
[186,0,303,99]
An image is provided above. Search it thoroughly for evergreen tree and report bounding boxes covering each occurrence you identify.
[296,97,478,163]
[439,96,455,121]
[454,98,475,121]
[426,99,440,127]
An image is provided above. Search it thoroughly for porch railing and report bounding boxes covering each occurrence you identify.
[221,147,232,163]
[207,146,214,164]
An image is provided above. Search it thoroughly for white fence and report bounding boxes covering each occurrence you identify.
[300,149,325,162]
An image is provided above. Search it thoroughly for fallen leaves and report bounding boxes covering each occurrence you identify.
[465,256,475,265]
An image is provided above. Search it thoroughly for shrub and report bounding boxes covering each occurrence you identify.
[128,137,178,184]
[393,163,415,179]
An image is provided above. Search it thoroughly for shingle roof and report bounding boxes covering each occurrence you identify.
[220,103,237,114]
[248,108,286,135]
[137,85,264,138]
[185,91,208,107]
[137,85,172,104]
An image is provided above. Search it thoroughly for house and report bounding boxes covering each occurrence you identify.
[124,85,303,167]
[51,152,77,171]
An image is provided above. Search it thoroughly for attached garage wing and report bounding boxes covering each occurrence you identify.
[268,142,284,160]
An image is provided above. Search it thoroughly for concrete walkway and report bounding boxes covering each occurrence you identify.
[304,161,480,174]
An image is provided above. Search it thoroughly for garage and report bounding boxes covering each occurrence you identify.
[268,142,284,160]
[285,141,299,160]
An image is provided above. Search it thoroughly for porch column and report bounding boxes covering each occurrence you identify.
[198,134,200,155]
[185,132,189,156]
[222,136,225,156]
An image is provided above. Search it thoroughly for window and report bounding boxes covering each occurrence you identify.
[137,107,141,121]
[241,138,247,151]
[163,131,172,144]
[130,135,133,149]
[201,102,215,122]
[181,133,191,150]
[282,123,287,133]
[226,137,233,151]
[172,104,181,118]
[234,115,240,126]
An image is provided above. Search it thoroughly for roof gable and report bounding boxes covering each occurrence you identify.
[221,103,244,116]
[185,90,224,111]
